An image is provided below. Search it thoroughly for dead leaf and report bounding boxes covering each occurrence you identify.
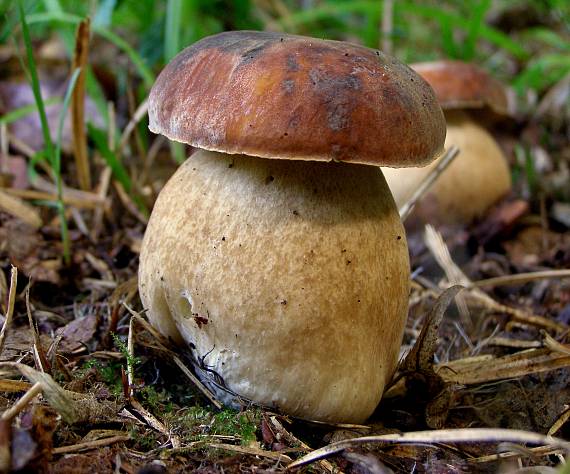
[261,417,275,445]
[6,363,119,425]
[11,427,36,471]
[0,80,104,154]
[55,314,98,353]
[343,451,392,474]
[0,155,28,189]
[401,285,464,373]
[425,385,462,429]
[470,199,529,246]
[29,405,58,466]
[0,419,10,474]
[0,220,61,284]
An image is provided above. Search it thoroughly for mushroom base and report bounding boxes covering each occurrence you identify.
[139,149,410,423]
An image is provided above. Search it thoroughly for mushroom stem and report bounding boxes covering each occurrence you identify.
[139,149,410,423]
[383,110,512,225]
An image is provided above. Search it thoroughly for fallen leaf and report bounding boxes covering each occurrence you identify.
[401,285,464,372]
[0,80,104,153]
[55,314,98,353]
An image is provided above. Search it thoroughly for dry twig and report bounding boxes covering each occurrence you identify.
[128,398,181,449]
[53,434,130,455]
[548,406,570,437]
[0,382,42,421]
[0,380,31,392]
[436,348,570,385]
[118,99,149,155]
[0,266,17,356]
[270,416,339,473]
[0,189,42,228]
[399,146,460,221]
[209,442,292,463]
[470,269,570,288]
[71,18,91,191]
[25,285,50,373]
[469,445,567,463]
[423,225,567,333]
[288,428,570,469]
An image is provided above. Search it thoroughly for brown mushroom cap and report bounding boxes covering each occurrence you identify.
[149,31,445,167]
[411,60,509,116]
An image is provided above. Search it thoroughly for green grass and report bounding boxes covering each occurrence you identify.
[276,1,529,59]
[87,125,133,193]
[19,1,76,265]
[9,1,566,105]
[53,67,81,265]
[0,97,60,126]
[25,11,155,89]
[87,125,149,217]
[164,0,186,164]
[514,52,570,94]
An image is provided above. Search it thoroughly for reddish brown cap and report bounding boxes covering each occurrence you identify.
[149,31,445,167]
[411,60,509,116]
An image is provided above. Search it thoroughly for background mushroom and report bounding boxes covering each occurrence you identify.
[382,60,512,225]
[139,31,445,423]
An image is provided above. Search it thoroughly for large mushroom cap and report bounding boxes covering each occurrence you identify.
[149,30,445,167]
[411,60,509,116]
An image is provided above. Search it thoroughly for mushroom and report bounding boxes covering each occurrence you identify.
[139,31,445,423]
[382,60,512,225]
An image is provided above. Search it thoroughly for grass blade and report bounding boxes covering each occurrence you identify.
[19,1,55,167]
[439,15,458,58]
[93,0,117,28]
[87,125,132,193]
[55,68,82,265]
[164,0,182,61]
[276,1,528,60]
[0,98,60,126]
[462,0,491,60]
[164,0,186,164]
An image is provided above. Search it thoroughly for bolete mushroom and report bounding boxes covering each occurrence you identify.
[139,31,445,423]
[382,60,512,225]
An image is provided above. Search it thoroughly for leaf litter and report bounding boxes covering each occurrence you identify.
[0,5,570,473]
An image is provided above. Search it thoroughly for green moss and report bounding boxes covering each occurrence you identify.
[173,406,260,446]
[140,385,174,414]
[129,425,160,451]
